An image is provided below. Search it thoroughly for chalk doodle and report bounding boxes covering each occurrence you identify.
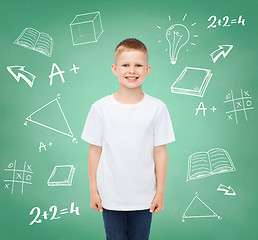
[186,148,235,182]
[49,63,65,86]
[47,165,75,186]
[29,202,80,225]
[14,27,53,57]
[195,102,217,116]
[39,141,53,152]
[49,63,80,86]
[166,23,189,65]
[210,45,233,63]
[223,89,254,124]
[171,67,213,97]
[6,66,36,87]
[39,142,46,152]
[182,193,221,222]
[195,102,207,116]
[217,184,236,196]
[207,15,245,29]
[210,106,217,112]
[70,11,104,45]
[4,160,33,194]
[70,64,79,74]
[24,95,77,142]
[156,13,198,64]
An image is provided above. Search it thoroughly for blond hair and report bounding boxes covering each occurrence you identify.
[114,38,148,63]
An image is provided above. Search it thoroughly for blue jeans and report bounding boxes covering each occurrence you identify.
[102,208,152,240]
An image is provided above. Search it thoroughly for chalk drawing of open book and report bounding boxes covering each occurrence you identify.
[186,148,235,182]
[14,27,53,57]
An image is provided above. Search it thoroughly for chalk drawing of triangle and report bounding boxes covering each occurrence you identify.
[26,98,73,138]
[182,195,218,219]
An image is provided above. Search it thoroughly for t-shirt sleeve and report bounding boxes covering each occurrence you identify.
[81,104,103,146]
[153,103,175,147]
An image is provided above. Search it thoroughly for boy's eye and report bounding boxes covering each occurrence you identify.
[122,64,129,67]
[136,64,142,67]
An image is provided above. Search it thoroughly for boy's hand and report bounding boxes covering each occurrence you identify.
[90,191,103,212]
[150,193,164,213]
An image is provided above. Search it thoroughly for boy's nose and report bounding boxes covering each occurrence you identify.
[128,66,135,73]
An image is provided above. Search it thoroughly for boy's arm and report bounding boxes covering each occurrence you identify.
[88,144,103,212]
[150,144,167,213]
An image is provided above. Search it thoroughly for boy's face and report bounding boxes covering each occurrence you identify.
[112,50,151,90]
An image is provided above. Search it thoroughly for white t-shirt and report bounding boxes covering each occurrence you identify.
[81,93,175,211]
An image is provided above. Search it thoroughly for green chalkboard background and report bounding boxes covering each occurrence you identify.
[1,0,258,239]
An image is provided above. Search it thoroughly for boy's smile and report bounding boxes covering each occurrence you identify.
[112,50,151,89]
[125,76,138,82]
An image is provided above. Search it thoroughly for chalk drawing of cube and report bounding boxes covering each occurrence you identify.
[70,11,104,45]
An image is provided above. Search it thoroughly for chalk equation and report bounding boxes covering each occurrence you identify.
[207,15,245,29]
[29,202,80,225]
[224,89,254,124]
[4,160,33,194]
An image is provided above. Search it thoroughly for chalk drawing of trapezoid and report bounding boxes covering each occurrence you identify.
[25,97,74,138]
[182,194,220,220]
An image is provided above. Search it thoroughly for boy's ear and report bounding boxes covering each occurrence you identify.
[111,64,118,76]
[146,65,151,76]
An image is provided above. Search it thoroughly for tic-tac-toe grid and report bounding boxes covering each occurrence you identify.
[224,89,254,124]
[4,160,33,194]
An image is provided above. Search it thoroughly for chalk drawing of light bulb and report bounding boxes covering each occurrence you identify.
[166,24,190,64]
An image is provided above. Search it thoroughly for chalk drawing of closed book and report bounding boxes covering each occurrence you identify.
[47,165,75,186]
[14,27,53,57]
[186,148,235,182]
[171,67,213,97]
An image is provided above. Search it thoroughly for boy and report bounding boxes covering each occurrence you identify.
[81,38,175,240]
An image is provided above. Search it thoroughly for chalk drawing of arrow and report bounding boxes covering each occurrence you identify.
[217,184,236,196]
[6,66,36,87]
[210,45,233,63]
